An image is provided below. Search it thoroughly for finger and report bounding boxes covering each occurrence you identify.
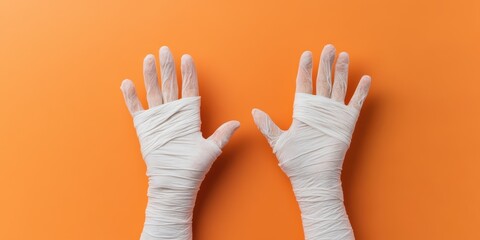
[120,79,144,115]
[348,75,372,110]
[159,46,178,103]
[143,54,163,107]
[316,44,336,97]
[181,54,199,98]
[207,120,240,149]
[295,51,313,94]
[331,52,350,103]
[251,108,283,148]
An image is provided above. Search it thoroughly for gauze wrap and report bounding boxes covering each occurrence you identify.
[273,93,359,240]
[133,96,221,240]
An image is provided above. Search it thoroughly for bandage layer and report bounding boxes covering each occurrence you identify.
[133,97,221,240]
[274,93,359,240]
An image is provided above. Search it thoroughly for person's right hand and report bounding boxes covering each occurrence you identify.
[121,46,240,240]
[252,44,371,240]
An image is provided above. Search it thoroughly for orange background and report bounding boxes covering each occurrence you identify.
[1,0,480,239]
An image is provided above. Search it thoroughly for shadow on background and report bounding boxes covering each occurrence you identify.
[342,77,381,239]
[192,131,249,234]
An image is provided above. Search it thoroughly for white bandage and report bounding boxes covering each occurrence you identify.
[133,96,221,240]
[273,93,359,240]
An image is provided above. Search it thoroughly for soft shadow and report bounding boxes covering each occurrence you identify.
[192,132,249,235]
[342,91,381,239]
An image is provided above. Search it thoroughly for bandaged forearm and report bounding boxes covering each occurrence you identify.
[274,93,359,240]
[286,169,353,240]
[133,97,221,240]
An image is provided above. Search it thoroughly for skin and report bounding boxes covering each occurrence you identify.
[120,46,240,149]
[252,43,372,145]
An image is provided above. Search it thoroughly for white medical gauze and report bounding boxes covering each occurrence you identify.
[133,96,221,240]
[273,93,359,240]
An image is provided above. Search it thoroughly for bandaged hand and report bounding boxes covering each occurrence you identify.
[252,44,371,240]
[120,46,240,240]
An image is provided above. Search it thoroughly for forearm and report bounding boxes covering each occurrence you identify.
[290,172,354,240]
[140,187,197,240]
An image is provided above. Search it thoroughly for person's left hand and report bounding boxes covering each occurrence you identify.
[252,44,371,240]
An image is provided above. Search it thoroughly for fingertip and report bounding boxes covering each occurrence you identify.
[226,121,241,136]
[360,75,372,91]
[144,54,155,64]
[251,108,265,118]
[362,75,372,83]
[222,120,241,135]
[120,79,143,114]
[297,50,314,93]
[120,79,134,91]
[208,120,241,149]
[321,44,336,63]
[301,50,312,58]
[300,51,313,70]
[231,120,241,128]
[224,120,241,131]
[120,80,126,90]
[250,109,282,148]
[319,44,336,71]
[251,109,262,126]
[121,78,131,85]
[300,51,313,66]
[181,54,193,62]
[323,43,336,52]
[159,46,173,62]
[181,54,195,70]
[159,46,170,54]
[159,46,173,65]
[143,53,155,62]
[348,75,372,110]
[121,80,137,100]
[251,109,272,134]
[338,52,350,62]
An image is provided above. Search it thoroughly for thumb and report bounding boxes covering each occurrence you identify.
[251,108,283,148]
[207,120,241,149]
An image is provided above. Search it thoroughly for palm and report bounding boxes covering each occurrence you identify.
[252,44,371,172]
[120,46,240,187]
